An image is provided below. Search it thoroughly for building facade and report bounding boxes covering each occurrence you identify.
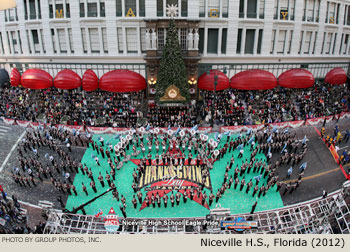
[0,0,350,95]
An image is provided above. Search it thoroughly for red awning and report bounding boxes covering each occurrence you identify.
[82,69,98,92]
[278,69,315,89]
[10,68,21,87]
[198,70,229,91]
[99,69,146,92]
[21,69,53,90]
[324,68,347,85]
[54,69,82,90]
[230,69,277,90]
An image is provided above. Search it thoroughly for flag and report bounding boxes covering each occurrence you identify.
[272,126,277,133]
[214,132,219,140]
[224,131,230,136]
[168,125,171,130]
[114,134,120,140]
[64,138,69,144]
[94,209,103,218]
[237,144,244,150]
[191,125,198,132]
[44,153,49,159]
[175,127,181,135]
[302,135,307,144]
[268,146,271,155]
[146,124,151,131]
[247,128,252,135]
[72,129,76,136]
[288,167,293,175]
[299,162,307,171]
[267,135,272,143]
[91,154,95,159]
[254,175,262,181]
[248,135,255,144]
[85,130,89,136]
[281,143,287,153]
[284,128,289,134]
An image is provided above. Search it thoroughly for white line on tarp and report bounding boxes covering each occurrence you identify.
[0,130,26,173]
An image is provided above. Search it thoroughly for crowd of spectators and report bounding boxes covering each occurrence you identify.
[199,82,349,126]
[0,86,143,128]
[0,82,349,128]
[147,102,198,127]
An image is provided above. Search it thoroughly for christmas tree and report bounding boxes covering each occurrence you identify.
[156,19,189,103]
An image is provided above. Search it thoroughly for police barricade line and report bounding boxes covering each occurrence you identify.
[38,202,54,209]
[19,208,27,215]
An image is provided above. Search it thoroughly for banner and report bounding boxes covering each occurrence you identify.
[220,112,350,133]
[2,112,349,135]
[0,117,212,135]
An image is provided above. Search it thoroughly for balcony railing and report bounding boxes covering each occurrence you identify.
[274,14,294,21]
[87,11,98,17]
[80,11,105,18]
[325,18,338,24]
[6,16,17,22]
[25,13,41,20]
[50,12,70,18]
[247,12,257,18]
[239,12,263,19]
[303,16,317,22]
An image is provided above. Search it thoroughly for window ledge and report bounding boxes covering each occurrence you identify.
[49,18,71,24]
[4,22,19,27]
[79,17,105,23]
[273,20,295,25]
[239,18,264,23]
[301,21,319,26]
[24,19,42,25]
[324,23,339,28]
[197,17,229,22]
